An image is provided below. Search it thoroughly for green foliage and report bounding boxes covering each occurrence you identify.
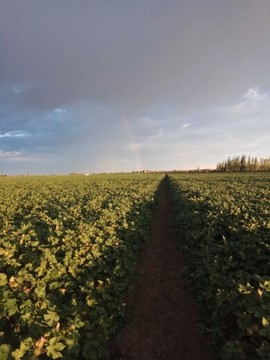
[0,274,7,286]
[0,173,162,359]
[46,337,66,359]
[0,344,11,360]
[217,154,270,172]
[169,172,270,359]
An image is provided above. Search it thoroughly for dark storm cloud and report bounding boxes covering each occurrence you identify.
[1,0,270,113]
[1,0,270,174]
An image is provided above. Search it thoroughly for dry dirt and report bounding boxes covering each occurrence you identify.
[110,179,211,360]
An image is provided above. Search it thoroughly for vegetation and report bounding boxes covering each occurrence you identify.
[216,155,270,172]
[1,171,270,359]
[169,172,270,359]
[0,174,162,359]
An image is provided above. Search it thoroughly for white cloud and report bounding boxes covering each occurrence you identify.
[53,108,66,114]
[182,123,191,128]
[0,150,21,158]
[0,130,31,138]
[242,88,266,101]
[220,88,270,120]
[0,150,53,164]
[125,87,270,171]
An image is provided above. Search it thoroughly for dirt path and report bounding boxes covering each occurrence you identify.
[113,179,211,360]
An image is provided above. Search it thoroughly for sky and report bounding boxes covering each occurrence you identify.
[0,0,270,175]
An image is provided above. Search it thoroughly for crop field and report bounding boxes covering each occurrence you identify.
[0,172,269,359]
[0,174,162,359]
[169,172,270,359]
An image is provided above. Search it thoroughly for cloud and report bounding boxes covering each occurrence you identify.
[0,150,21,159]
[53,108,66,114]
[1,2,270,174]
[0,130,31,138]
[182,123,191,128]
[243,88,259,100]
[242,88,267,101]
[1,1,270,114]
[121,87,270,171]
[221,88,270,120]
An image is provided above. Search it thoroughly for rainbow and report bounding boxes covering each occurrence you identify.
[121,112,144,171]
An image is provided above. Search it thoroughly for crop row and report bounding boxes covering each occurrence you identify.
[169,172,270,360]
[0,174,162,360]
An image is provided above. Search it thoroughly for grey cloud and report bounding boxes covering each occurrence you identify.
[1,1,270,174]
[0,150,21,158]
[0,99,125,160]
[1,1,270,114]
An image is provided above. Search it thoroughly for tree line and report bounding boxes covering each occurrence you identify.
[216,155,270,172]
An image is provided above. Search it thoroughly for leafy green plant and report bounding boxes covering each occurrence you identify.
[0,173,162,359]
[169,172,270,360]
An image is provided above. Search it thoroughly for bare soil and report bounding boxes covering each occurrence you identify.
[111,179,211,360]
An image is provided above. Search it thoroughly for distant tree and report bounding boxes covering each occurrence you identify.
[232,156,240,171]
[254,157,259,172]
[216,161,226,171]
[240,155,247,172]
[247,156,251,171]
[227,156,232,171]
[216,154,270,172]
